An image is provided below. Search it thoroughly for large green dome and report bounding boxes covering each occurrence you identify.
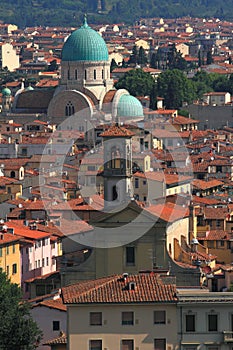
[62,16,109,62]
[117,94,144,118]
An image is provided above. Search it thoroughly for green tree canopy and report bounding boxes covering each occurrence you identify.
[157,69,195,109]
[0,271,42,349]
[167,43,187,70]
[115,68,155,96]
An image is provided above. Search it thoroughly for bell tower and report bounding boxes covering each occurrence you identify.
[101,124,134,210]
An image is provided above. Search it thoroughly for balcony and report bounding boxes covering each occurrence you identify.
[223,331,233,342]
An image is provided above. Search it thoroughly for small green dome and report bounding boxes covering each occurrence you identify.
[2,87,11,96]
[25,85,34,91]
[62,16,109,62]
[117,94,144,118]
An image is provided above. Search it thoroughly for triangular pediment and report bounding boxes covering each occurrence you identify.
[92,200,164,226]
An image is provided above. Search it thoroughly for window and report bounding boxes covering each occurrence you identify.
[186,314,195,332]
[135,178,139,188]
[126,246,135,266]
[0,247,2,257]
[21,148,27,156]
[12,263,17,274]
[90,340,102,350]
[6,246,9,255]
[85,69,87,80]
[208,314,218,332]
[154,339,166,350]
[12,244,15,253]
[42,258,45,267]
[75,69,78,79]
[122,312,134,325]
[216,220,221,228]
[220,240,224,247]
[53,321,60,331]
[6,265,9,275]
[88,165,96,171]
[65,101,75,117]
[154,310,166,324]
[122,339,133,350]
[90,312,102,326]
[94,69,96,80]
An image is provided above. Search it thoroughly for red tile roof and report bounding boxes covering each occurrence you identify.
[101,124,134,137]
[33,298,66,312]
[192,179,224,190]
[198,230,231,241]
[62,274,177,304]
[145,202,189,223]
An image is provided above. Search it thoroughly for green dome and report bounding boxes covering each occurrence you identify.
[2,87,11,96]
[25,86,34,91]
[117,94,144,118]
[62,16,109,62]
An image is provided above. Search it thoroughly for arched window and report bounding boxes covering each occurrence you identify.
[94,69,96,80]
[112,185,118,201]
[65,101,75,116]
[111,146,121,168]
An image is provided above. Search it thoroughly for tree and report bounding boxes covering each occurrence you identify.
[48,59,58,72]
[115,68,155,97]
[206,50,213,65]
[198,50,202,67]
[128,45,138,66]
[150,53,157,69]
[157,69,196,108]
[167,43,187,70]
[0,271,42,349]
[138,46,148,66]
[110,58,118,72]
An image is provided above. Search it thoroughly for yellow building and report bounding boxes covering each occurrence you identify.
[62,273,178,350]
[0,231,22,285]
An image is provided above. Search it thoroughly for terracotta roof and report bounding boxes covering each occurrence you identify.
[198,230,231,241]
[33,298,66,311]
[62,273,177,304]
[204,207,229,220]
[43,332,67,345]
[100,124,134,137]
[133,171,192,185]
[192,179,224,190]
[192,196,221,205]
[0,232,22,244]
[144,202,189,223]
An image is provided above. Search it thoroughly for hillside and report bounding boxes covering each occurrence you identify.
[0,0,232,28]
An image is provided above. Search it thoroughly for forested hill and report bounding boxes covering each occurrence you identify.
[0,0,232,28]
